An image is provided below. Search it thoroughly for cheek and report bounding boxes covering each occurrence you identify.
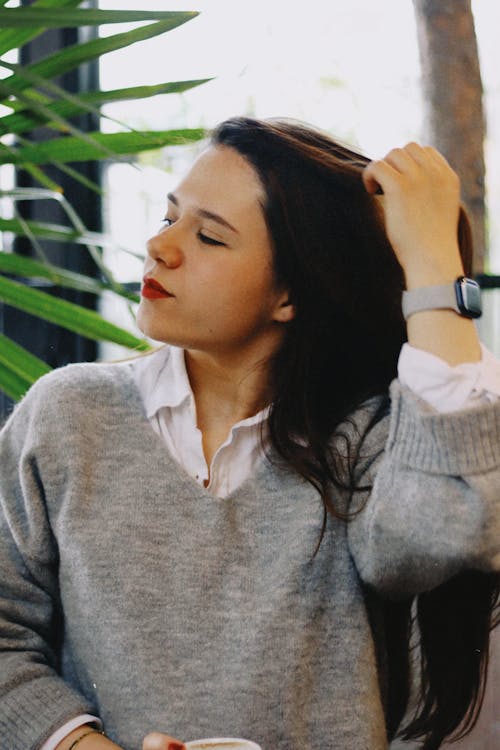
[225,256,276,297]
[207,275,271,319]
[203,278,277,335]
[186,287,258,338]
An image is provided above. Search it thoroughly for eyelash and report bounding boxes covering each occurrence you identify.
[160,217,226,247]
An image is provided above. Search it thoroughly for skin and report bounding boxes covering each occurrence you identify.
[55,140,480,750]
[137,146,294,358]
[137,145,294,468]
[363,142,481,365]
[55,726,183,750]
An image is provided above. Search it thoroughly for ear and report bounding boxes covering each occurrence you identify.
[272,291,295,323]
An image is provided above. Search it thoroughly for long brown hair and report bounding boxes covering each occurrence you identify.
[212,116,499,748]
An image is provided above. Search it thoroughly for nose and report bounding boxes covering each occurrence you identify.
[146,228,183,269]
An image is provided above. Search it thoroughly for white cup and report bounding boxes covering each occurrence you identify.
[185,738,262,750]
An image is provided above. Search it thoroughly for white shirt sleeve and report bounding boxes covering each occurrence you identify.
[39,715,102,750]
[398,342,500,413]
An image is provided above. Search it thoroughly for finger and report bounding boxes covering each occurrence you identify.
[403,141,429,165]
[404,143,452,176]
[423,145,455,171]
[142,732,186,750]
[382,146,419,174]
[419,146,461,190]
[422,144,446,162]
[362,159,400,195]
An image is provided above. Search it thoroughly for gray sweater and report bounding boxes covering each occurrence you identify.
[0,362,499,750]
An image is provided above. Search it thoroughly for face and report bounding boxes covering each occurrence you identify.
[137,145,294,357]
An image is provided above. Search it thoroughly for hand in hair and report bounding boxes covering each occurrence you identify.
[363,143,481,365]
[362,143,464,290]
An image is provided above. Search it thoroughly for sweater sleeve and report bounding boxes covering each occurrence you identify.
[0,382,98,750]
[347,380,500,598]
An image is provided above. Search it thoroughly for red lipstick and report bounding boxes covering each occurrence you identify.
[141,277,173,299]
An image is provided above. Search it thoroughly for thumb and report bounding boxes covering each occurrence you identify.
[361,166,384,195]
[142,732,186,750]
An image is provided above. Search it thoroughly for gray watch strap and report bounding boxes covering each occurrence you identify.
[402,283,457,320]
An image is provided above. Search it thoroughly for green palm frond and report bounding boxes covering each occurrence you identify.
[0,0,82,57]
[0,2,208,400]
[0,275,149,351]
[0,17,196,95]
[0,128,205,165]
[0,8,199,29]
[0,333,52,401]
[3,80,212,136]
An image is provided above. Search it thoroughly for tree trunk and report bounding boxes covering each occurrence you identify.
[404,7,497,749]
[412,0,486,273]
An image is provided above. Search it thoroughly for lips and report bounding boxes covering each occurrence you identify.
[141,276,174,299]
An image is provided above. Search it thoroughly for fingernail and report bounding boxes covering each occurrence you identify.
[168,744,185,750]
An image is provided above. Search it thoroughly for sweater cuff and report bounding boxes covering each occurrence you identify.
[0,676,97,750]
[388,379,500,475]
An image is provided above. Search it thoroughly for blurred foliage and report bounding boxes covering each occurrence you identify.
[0,1,208,400]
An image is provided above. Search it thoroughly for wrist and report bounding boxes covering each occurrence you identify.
[57,726,121,750]
[407,310,481,366]
[402,248,464,290]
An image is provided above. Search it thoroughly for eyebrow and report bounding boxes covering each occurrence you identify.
[167,192,239,234]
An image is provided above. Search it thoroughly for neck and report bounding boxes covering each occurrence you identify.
[184,343,276,430]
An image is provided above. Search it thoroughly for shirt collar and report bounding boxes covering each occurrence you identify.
[132,344,270,426]
[132,345,192,418]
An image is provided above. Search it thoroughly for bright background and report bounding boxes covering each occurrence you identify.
[97,0,500,353]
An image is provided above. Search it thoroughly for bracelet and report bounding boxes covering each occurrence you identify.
[68,729,105,750]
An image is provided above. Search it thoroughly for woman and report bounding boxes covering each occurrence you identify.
[0,117,499,750]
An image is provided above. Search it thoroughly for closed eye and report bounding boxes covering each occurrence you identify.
[159,217,226,247]
[198,232,226,247]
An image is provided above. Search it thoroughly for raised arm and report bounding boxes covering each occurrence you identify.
[346,147,500,595]
[362,142,481,366]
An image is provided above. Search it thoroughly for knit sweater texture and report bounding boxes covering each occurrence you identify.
[0,361,499,750]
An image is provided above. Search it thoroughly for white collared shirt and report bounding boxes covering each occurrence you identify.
[132,345,270,497]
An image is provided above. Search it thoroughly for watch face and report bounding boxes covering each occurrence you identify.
[456,277,482,318]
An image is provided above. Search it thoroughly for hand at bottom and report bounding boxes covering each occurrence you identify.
[142,732,186,750]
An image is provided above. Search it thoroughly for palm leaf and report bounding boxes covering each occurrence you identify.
[0,332,52,382]
[2,187,145,275]
[20,162,66,193]
[0,360,38,402]
[0,275,149,350]
[0,332,53,401]
[51,161,102,195]
[0,8,199,27]
[0,2,206,401]
[0,249,104,295]
[0,17,198,100]
[0,128,205,165]
[0,0,82,57]
[0,66,139,178]
[0,86,118,162]
[0,187,135,280]
[3,79,211,135]
[0,249,140,301]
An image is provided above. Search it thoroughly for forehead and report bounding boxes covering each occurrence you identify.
[173,145,266,219]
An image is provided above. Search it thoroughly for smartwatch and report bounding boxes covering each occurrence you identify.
[402,276,482,320]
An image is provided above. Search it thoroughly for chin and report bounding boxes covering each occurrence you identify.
[136,308,167,344]
[136,312,185,348]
